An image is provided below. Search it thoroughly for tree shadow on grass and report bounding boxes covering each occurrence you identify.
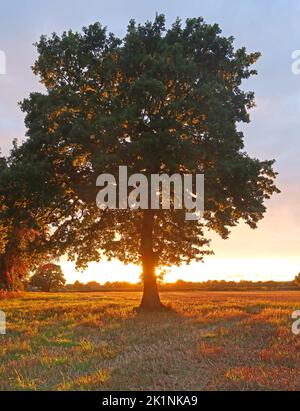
[0,293,285,391]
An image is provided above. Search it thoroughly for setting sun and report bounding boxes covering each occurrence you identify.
[60,256,299,285]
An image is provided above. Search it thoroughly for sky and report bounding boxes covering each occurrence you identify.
[0,0,299,283]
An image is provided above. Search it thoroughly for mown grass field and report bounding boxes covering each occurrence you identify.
[0,291,300,391]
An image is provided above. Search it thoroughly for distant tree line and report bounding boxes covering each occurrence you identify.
[15,264,300,293]
[63,278,300,292]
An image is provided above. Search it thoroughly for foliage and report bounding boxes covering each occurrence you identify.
[0,148,51,290]
[30,263,66,291]
[64,279,299,292]
[0,156,8,254]
[294,273,300,288]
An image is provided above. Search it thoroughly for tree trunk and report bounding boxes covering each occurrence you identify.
[139,210,162,311]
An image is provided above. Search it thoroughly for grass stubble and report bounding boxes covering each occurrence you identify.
[0,291,299,391]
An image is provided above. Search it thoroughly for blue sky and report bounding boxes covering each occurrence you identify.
[0,0,299,282]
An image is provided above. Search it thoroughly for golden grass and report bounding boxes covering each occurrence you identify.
[0,291,299,391]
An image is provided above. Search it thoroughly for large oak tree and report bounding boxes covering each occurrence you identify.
[8,15,278,309]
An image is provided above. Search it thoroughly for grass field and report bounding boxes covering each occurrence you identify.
[0,291,300,391]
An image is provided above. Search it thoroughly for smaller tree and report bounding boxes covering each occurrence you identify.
[294,273,300,288]
[30,264,66,292]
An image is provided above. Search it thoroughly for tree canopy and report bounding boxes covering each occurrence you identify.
[30,263,66,292]
[0,150,52,289]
